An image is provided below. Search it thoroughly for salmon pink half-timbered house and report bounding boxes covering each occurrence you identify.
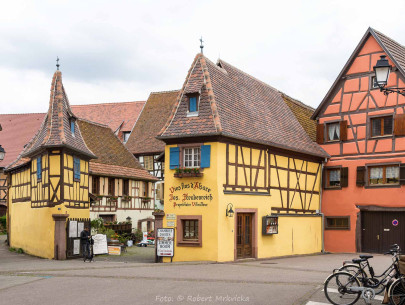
[312,28,405,253]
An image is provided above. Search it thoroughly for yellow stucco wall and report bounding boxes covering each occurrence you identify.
[9,151,90,259]
[163,142,322,262]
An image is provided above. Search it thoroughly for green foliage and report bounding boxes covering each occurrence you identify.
[9,247,16,252]
[91,218,104,232]
[17,248,24,254]
[0,215,6,231]
[104,229,116,239]
[132,229,143,242]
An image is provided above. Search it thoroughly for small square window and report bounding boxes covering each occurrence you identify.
[183,220,199,240]
[176,215,202,247]
[371,116,393,137]
[184,147,200,168]
[327,169,341,187]
[326,122,340,142]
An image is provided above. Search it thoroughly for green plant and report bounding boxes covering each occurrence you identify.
[9,247,16,252]
[132,229,143,242]
[17,248,24,254]
[91,218,104,233]
[105,229,116,239]
[0,215,6,230]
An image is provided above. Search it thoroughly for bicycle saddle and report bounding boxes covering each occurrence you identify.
[352,258,363,263]
[359,255,373,259]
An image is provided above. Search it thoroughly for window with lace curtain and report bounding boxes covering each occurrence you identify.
[369,165,399,185]
[327,122,340,141]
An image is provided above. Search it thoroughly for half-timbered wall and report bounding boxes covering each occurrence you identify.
[63,153,89,209]
[31,153,49,207]
[10,166,31,203]
[0,170,7,204]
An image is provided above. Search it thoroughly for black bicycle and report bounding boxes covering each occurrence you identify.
[324,244,401,305]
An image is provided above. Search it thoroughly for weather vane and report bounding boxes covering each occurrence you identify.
[56,57,60,70]
[200,36,204,54]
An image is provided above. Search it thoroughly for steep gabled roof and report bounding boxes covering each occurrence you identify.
[21,71,96,159]
[125,90,180,155]
[71,101,145,133]
[159,54,327,158]
[312,27,405,119]
[78,119,157,181]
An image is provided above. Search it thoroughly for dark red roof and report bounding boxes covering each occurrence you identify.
[126,90,180,155]
[159,54,327,158]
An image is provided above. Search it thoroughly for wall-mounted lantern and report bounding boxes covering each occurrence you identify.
[126,216,132,223]
[0,145,5,161]
[373,55,405,96]
[226,203,234,217]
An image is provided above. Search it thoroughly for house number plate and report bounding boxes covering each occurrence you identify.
[384,229,390,231]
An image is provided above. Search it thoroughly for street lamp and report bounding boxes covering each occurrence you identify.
[373,55,405,96]
[0,145,5,161]
[226,203,234,217]
[126,216,132,223]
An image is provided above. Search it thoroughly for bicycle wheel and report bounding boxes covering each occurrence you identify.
[339,264,360,276]
[339,264,385,295]
[389,277,405,305]
[324,272,361,305]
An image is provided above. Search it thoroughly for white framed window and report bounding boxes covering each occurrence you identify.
[184,147,200,168]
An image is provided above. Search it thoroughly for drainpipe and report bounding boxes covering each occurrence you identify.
[320,158,327,253]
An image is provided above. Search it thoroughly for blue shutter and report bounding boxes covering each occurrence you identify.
[189,97,197,112]
[70,120,75,134]
[37,157,42,180]
[74,157,80,180]
[169,147,180,169]
[200,145,211,168]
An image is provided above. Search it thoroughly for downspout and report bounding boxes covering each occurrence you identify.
[320,158,327,253]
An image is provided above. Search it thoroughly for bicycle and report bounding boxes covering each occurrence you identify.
[324,244,401,305]
[387,255,405,305]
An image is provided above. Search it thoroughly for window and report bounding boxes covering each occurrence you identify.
[123,179,129,196]
[73,157,80,181]
[143,155,154,171]
[327,122,340,141]
[188,96,198,113]
[183,220,199,240]
[123,132,131,143]
[70,119,75,136]
[184,147,200,168]
[142,181,149,197]
[371,116,393,137]
[176,215,202,246]
[37,156,42,180]
[108,178,115,196]
[327,169,340,187]
[325,217,350,230]
[369,165,399,185]
[92,176,100,194]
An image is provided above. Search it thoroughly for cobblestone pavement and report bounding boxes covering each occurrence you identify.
[0,235,393,305]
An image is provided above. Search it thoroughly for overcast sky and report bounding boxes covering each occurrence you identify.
[1,0,405,114]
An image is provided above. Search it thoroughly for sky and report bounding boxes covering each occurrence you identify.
[1,0,405,114]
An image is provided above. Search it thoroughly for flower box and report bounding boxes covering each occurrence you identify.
[174,172,203,178]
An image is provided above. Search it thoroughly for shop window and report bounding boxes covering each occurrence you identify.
[108,178,115,196]
[37,156,42,180]
[176,215,202,247]
[92,176,100,194]
[325,217,350,230]
[327,122,340,142]
[73,157,80,181]
[369,165,399,185]
[123,179,129,196]
[371,116,393,137]
[169,145,211,169]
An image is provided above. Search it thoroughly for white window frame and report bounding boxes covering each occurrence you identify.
[183,147,201,168]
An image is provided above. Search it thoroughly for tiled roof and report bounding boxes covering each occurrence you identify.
[20,71,96,160]
[89,162,157,181]
[126,90,180,155]
[313,28,405,119]
[0,113,44,168]
[71,101,145,134]
[159,54,327,158]
[78,119,157,181]
[282,94,317,142]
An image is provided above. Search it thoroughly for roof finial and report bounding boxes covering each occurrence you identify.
[56,57,60,71]
[200,36,204,54]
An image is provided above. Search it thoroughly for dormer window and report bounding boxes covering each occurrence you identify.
[187,94,199,117]
[70,118,75,136]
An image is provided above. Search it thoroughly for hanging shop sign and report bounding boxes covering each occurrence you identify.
[168,182,213,208]
[157,228,174,257]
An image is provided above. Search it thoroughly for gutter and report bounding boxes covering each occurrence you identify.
[320,158,327,253]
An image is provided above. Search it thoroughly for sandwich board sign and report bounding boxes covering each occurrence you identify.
[157,228,174,257]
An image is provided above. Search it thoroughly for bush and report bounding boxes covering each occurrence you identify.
[91,218,104,233]
[0,215,6,230]
[132,229,143,242]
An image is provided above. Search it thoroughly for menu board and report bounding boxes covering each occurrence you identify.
[157,228,174,257]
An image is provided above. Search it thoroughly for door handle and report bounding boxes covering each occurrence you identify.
[377,235,380,240]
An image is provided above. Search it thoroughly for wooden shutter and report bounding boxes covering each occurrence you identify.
[108,178,115,195]
[356,166,366,186]
[316,124,324,144]
[169,147,180,169]
[400,164,405,185]
[340,121,348,141]
[200,145,211,168]
[322,168,326,188]
[37,156,42,180]
[73,157,80,180]
[394,114,405,136]
[341,167,349,187]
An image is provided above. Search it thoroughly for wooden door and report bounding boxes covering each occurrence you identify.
[362,211,405,253]
[236,213,253,259]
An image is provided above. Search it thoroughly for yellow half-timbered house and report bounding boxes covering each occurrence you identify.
[158,54,328,262]
[5,70,96,259]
